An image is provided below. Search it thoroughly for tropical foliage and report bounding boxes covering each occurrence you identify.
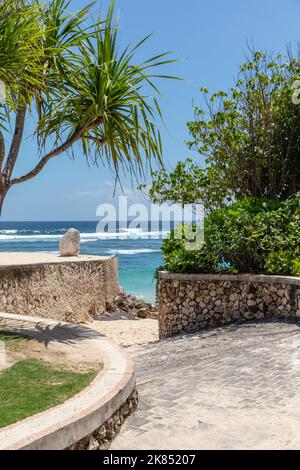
[162,196,300,276]
[0,0,175,213]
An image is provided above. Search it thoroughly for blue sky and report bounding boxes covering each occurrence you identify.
[2,0,300,220]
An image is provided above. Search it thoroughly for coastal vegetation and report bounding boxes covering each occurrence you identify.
[162,196,300,275]
[0,0,174,214]
[150,51,300,276]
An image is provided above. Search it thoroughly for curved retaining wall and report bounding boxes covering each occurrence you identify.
[0,253,119,323]
[158,272,300,339]
[0,313,136,450]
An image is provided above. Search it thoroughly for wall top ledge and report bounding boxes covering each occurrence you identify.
[0,252,114,268]
[159,271,300,286]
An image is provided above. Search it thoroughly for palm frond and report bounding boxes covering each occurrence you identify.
[1,0,178,184]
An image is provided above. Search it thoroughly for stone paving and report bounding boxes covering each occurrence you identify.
[110,320,300,450]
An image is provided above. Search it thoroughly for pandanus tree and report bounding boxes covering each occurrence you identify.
[0,0,174,214]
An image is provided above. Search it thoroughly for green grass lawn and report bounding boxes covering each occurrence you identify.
[0,355,97,428]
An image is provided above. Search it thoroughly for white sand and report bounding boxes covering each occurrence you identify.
[88,319,159,348]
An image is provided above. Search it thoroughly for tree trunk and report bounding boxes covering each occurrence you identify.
[0,186,8,216]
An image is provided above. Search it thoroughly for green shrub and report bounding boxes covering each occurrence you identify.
[149,51,300,211]
[162,196,300,276]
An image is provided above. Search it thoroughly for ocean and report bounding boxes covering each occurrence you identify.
[0,221,165,303]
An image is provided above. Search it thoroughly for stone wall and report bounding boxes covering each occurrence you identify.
[158,272,300,339]
[67,389,138,450]
[0,254,119,323]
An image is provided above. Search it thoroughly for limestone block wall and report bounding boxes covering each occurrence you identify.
[158,272,300,339]
[0,254,119,322]
[67,390,138,450]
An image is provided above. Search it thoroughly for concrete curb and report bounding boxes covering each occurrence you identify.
[0,313,135,450]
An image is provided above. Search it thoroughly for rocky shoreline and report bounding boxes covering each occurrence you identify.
[103,291,158,320]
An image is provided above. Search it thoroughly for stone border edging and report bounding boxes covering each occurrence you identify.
[159,271,300,285]
[0,312,135,450]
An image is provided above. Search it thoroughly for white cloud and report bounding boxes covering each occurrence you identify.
[72,182,149,206]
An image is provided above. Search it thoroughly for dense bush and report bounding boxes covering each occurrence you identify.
[162,196,300,276]
[154,50,300,276]
[149,51,300,211]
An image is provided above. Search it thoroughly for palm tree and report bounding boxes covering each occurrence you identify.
[0,0,175,214]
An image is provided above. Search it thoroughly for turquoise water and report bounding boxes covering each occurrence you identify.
[0,221,163,303]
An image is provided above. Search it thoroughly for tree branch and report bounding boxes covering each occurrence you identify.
[89,136,105,146]
[0,131,5,171]
[2,106,26,182]
[9,115,104,186]
[10,129,82,186]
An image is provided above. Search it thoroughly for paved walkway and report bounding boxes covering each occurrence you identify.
[110,320,300,450]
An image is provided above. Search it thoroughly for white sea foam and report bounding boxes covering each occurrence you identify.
[0,234,61,241]
[107,248,161,255]
[0,228,170,242]
[0,230,18,234]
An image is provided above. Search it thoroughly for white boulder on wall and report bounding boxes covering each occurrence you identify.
[59,228,80,257]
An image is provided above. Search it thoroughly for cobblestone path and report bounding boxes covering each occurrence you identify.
[111,321,300,450]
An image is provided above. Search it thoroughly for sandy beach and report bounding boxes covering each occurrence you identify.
[88,318,159,348]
